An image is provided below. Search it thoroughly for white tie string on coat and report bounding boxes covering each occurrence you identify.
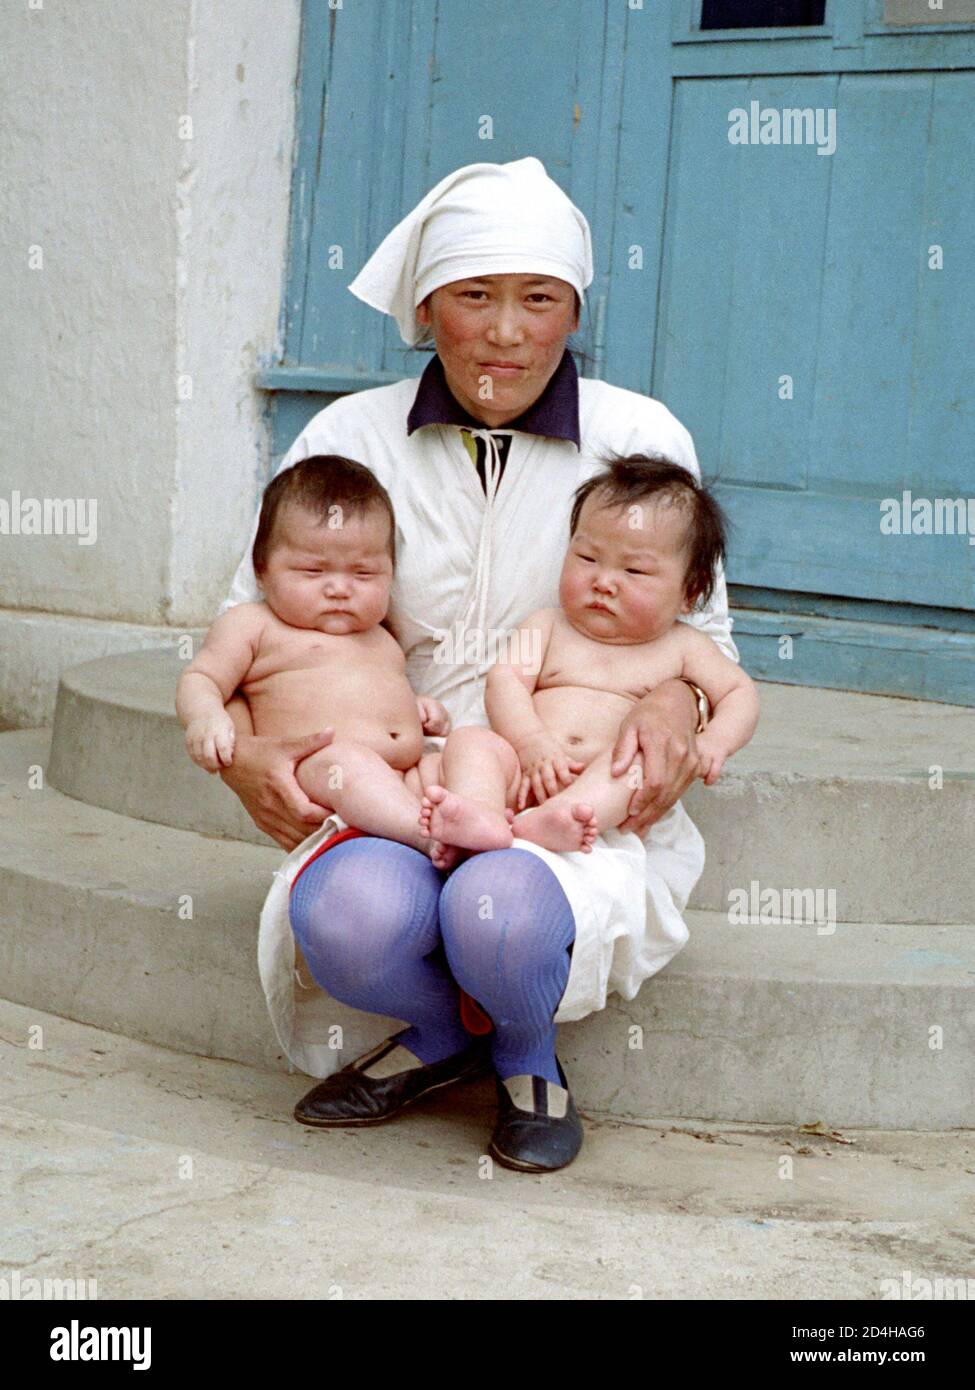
[461,429,505,643]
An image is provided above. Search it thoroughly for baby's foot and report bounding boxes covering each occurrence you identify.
[429,838,463,872]
[419,786,514,851]
[512,801,599,854]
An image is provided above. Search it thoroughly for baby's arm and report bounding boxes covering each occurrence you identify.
[175,604,266,771]
[484,609,584,805]
[677,625,761,785]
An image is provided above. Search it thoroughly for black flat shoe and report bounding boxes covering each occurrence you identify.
[489,1057,584,1173]
[294,1031,493,1128]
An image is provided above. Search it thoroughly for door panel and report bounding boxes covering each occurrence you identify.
[653,68,975,608]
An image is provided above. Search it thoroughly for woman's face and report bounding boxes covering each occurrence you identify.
[415,273,579,427]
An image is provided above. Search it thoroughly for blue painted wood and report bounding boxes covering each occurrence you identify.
[734,607,975,707]
[730,586,975,633]
[257,365,411,394]
[652,65,975,621]
[605,5,680,395]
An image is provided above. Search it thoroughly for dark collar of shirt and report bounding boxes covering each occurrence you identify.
[406,348,581,449]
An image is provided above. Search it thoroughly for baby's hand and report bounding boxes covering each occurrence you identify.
[185,712,237,773]
[696,734,727,787]
[417,696,451,737]
[515,731,585,808]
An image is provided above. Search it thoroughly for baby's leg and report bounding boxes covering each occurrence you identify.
[512,746,633,854]
[297,738,431,855]
[419,727,520,853]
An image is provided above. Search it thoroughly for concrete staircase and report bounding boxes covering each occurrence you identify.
[1,650,973,1129]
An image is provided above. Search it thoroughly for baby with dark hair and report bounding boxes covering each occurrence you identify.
[419,454,760,861]
[176,455,452,857]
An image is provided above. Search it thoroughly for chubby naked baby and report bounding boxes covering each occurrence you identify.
[417,453,761,865]
[176,454,457,859]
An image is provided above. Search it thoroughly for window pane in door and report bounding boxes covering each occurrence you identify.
[700,0,826,27]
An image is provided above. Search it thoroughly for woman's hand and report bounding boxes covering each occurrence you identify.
[219,727,337,851]
[417,696,451,737]
[515,730,585,809]
[610,680,703,836]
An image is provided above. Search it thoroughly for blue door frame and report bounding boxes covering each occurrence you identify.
[257,0,975,704]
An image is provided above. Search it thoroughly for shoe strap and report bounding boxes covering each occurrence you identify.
[502,1074,569,1118]
[354,1037,425,1078]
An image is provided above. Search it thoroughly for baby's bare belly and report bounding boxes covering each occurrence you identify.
[245,666,424,771]
[532,685,636,765]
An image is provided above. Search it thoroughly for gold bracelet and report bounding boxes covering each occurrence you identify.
[680,679,710,735]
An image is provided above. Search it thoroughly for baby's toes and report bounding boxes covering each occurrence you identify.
[431,839,458,871]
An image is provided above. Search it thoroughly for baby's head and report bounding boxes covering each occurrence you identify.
[561,454,727,644]
[252,455,396,634]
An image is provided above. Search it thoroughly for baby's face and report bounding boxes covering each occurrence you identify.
[258,502,393,635]
[559,492,694,645]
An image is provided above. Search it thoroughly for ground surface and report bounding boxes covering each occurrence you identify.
[2,1000,972,1300]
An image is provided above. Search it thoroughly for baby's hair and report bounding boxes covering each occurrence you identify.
[252,454,396,575]
[569,453,727,609]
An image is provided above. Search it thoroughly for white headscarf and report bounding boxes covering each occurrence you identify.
[347,157,594,346]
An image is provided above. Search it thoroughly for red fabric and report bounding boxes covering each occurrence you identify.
[459,990,494,1035]
[289,825,369,894]
[287,826,494,1036]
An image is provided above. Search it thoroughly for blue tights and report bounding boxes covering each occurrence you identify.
[288,838,575,1084]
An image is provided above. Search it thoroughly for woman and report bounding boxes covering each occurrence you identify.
[219,158,737,1173]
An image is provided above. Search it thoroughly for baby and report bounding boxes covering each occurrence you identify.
[417,453,760,863]
[176,454,455,858]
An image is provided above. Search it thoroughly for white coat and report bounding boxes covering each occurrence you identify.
[222,374,738,1078]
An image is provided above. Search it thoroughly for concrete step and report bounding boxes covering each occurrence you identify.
[4,999,972,1300]
[47,650,271,848]
[3,729,972,1129]
[46,651,975,923]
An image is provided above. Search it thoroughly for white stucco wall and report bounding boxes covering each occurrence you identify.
[0,0,301,724]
